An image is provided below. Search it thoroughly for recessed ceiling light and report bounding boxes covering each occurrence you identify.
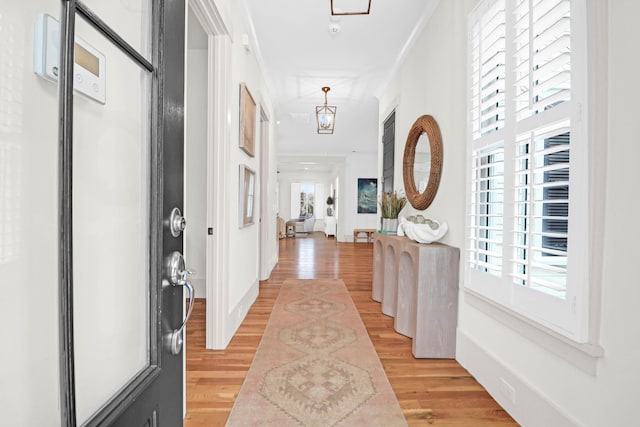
[328,23,341,36]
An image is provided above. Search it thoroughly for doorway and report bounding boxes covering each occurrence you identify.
[185,7,208,298]
[184,0,232,350]
[259,106,273,280]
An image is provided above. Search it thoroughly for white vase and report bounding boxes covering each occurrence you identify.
[381,218,398,234]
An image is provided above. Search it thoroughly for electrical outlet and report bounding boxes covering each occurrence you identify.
[500,377,516,404]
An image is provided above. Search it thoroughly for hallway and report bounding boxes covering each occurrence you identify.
[184,233,517,426]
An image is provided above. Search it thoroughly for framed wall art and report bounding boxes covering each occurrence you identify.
[239,164,256,228]
[357,178,377,214]
[239,82,256,157]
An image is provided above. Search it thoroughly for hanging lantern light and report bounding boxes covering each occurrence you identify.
[315,86,337,134]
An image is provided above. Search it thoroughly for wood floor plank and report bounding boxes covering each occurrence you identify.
[184,233,518,426]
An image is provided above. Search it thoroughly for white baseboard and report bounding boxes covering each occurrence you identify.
[225,279,259,344]
[456,329,581,427]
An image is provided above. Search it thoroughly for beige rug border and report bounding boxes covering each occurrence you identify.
[226,278,407,426]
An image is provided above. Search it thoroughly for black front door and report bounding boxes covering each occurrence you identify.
[57,0,186,425]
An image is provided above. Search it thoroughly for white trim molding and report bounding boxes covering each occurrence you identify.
[190,0,232,39]
[189,0,233,350]
[206,32,231,350]
[464,289,604,375]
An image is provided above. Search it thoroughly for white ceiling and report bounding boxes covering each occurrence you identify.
[240,0,439,171]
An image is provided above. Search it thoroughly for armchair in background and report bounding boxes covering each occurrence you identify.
[293,214,315,234]
[302,214,315,233]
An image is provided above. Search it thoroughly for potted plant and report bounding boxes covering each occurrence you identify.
[326,196,334,216]
[380,191,407,233]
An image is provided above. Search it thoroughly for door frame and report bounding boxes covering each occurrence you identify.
[57,0,186,425]
[259,105,271,281]
[188,0,233,349]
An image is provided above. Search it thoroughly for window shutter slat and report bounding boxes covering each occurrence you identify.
[513,0,570,120]
[514,122,570,295]
[469,140,505,276]
[471,0,506,140]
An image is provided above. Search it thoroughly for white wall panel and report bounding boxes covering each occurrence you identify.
[379,0,640,425]
[0,2,61,426]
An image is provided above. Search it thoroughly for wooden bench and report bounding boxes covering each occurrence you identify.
[353,228,376,243]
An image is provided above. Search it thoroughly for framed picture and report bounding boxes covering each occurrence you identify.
[239,82,256,157]
[357,178,377,214]
[239,164,256,228]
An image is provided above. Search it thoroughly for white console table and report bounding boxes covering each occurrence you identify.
[372,233,459,358]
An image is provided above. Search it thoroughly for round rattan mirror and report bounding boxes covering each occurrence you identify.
[402,115,443,210]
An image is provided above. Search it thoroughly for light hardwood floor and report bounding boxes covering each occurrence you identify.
[184,232,517,426]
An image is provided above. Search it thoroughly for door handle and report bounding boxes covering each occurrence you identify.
[166,251,195,355]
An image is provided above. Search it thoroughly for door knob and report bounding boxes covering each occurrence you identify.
[165,251,195,355]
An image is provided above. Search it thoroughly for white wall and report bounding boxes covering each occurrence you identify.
[340,152,380,241]
[0,3,60,426]
[378,1,468,248]
[223,2,276,335]
[185,46,208,298]
[598,4,640,421]
[379,1,640,426]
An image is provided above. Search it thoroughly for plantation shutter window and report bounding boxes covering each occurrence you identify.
[514,123,570,296]
[514,0,571,120]
[470,0,506,139]
[468,143,505,278]
[466,0,589,341]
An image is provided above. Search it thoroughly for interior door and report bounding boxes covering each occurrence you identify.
[382,111,395,193]
[57,0,187,425]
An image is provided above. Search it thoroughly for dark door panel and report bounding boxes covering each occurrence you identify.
[57,1,185,425]
[382,111,396,193]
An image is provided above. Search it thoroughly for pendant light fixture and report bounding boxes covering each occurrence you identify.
[315,86,337,134]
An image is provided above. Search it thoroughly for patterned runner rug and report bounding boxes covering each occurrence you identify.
[226,279,407,426]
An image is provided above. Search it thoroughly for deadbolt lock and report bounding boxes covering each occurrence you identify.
[169,207,186,237]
